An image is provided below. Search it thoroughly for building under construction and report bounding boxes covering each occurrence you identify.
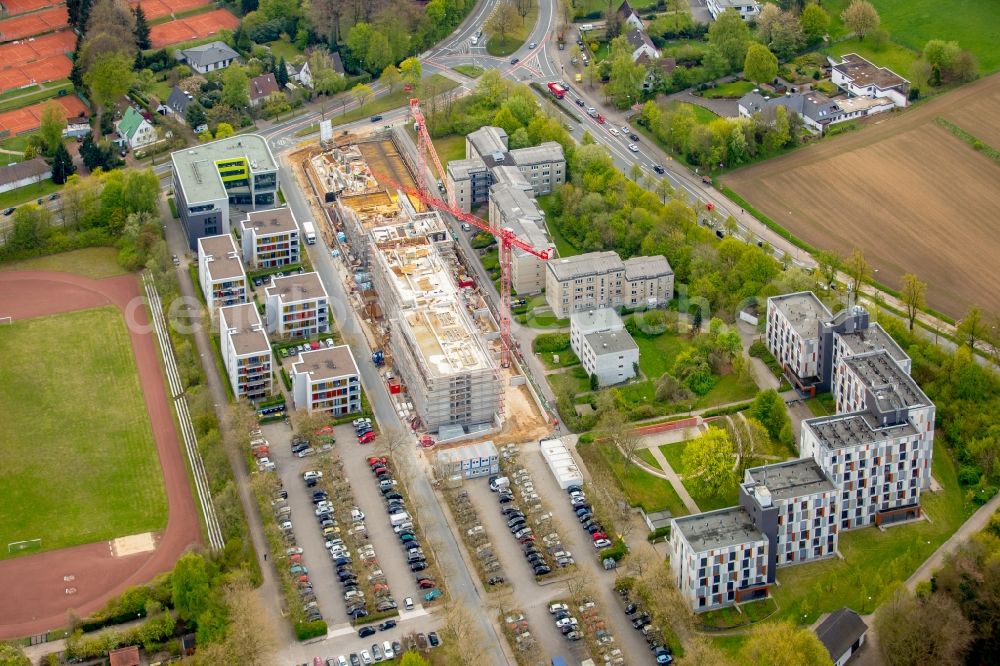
[308,129,502,434]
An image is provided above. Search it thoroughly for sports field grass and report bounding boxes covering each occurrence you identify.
[0,247,125,279]
[0,306,167,558]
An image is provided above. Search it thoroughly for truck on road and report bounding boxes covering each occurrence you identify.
[302,221,317,244]
[547,82,567,99]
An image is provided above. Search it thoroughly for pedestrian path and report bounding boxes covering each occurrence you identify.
[647,445,700,514]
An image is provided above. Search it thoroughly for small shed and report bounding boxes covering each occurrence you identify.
[642,509,673,532]
[815,608,868,666]
[108,645,140,666]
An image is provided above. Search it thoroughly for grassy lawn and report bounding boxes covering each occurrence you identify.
[804,393,836,417]
[822,0,999,73]
[486,3,539,57]
[0,84,39,101]
[0,133,33,153]
[823,38,919,79]
[700,597,778,629]
[635,331,691,379]
[433,134,467,167]
[572,0,657,18]
[0,307,168,558]
[0,247,125,279]
[267,39,303,60]
[0,179,63,209]
[452,64,484,78]
[0,80,74,113]
[539,348,580,370]
[549,369,591,396]
[536,194,581,258]
[637,447,658,470]
[334,74,459,126]
[521,307,570,329]
[577,441,689,517]
[770,440,974,623]
[659,440,738,512]
[701,80,755,99]
[669,101,720,126]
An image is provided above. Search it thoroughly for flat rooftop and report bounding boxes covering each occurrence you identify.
[674,506,765,553]
[623,255,672,280]
[435,439,498,464]
[293,345,359,381]
[241,207,298,236]
[837,323,908,365]
[509,142,564,165]
[843,350,928,408]
[571,307,623,334]
[833,53,908,90]
[549,251,623,281]
[172,134,276,204]
[770,291,832,339]
[402,301,492,376]
[585,329,638,356]
[745,458,835,501]
[198,234,244,281]
[804,410,918,450]
[220,303,270,356]
[265,271,327,303]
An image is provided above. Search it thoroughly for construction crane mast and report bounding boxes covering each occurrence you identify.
[386,99,553,369]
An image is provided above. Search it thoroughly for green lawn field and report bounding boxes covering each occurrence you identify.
[0,306,168,558]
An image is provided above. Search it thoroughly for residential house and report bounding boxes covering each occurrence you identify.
[286,60,312,88]
[815,608,868,666]
[545,251,674,319]
[178,41,239,74]
[738,89,895,134]
[830,53,909,108]
[617,0,644,31]
[640,55,677,92]
[707,0,760,21]
[240,207,301,269]
[165,86,194,121]
[116,106,156,150]
[264,271,329,338]
[0,158,50,194]
[569,308,639,387]
[219,302,272,401]
[626,29,659,62]
[330,51,345,75]
[197,234,247,312]
[170,134,279,249]
[488,180,553,294]
[291,345,361,415]
[249,73,281,108]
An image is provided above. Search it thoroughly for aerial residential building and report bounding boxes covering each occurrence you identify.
[740,458,839,568]
[239,207,301,269]
[830,53,909,108]
[286,60,312,88]
[218,303,272,401]
[291,345,361,415]
[617,0,644,31]
[669,506,771,611]
[171,134,279,249]
[445,158,491,212]
[178,41,239,74]
[249,73,280,107]
[509,142,565,196]
[197,234,247,312]
[707,0,760,21]
[626,29,660,62]
[738,90,896,135]
[116,107,157,150]
[570,308,638,386]
[264,272,329,338]
[488,181,553,293]
[545,251,674,319]
[0,158,50,194]
[165,86,194,121]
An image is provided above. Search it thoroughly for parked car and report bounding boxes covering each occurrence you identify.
[428,632,441,647]
[358,626,377,638]
[424,588,442,602]
[594,538,612,548]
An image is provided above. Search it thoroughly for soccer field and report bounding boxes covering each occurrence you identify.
[0,306,168,558]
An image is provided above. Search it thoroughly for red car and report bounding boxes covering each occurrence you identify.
[310,341,321,350]
[417,579,436,589]
[367,456,387,467]
[297,575,310,584]
[358,431,376,444]
[591,532,607,541]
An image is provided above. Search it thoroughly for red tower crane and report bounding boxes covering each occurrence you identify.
[378,99,553,369]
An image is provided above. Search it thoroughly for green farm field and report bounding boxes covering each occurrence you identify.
[0,306,168,557]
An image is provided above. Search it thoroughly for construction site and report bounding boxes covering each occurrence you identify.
[289,121,552,445]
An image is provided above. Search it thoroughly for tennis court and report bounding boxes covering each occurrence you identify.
[0,6,67,41]
[0,0,61,17]
[0,54,71,93]
[128,0,209,20]
[149,8,238,48]
[0,94,86,135]
[0,30,73,65]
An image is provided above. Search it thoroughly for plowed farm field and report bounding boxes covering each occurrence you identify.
[724,74,1000,318]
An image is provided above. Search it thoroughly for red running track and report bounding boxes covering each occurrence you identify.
[0,271,201,639]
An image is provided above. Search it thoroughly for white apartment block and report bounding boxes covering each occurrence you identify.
[291,345,361,415]
[707,0,760,20]
[219,303,272,401]
[197,234,247,312]
[741,458,839,568]
[488,179,554,294]
[545,251,674,319]
[240,207,301,269]
[569,308,638,386]
[264,272,329,339]
[669,507,771,611]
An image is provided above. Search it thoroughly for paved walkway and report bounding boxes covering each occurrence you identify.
[647,445,700,514]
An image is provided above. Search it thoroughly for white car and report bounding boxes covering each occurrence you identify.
[608,128,620,137]
[548,602,569,614]
[353,418,372,428]
[529,42,537,48]
[335,657,348,666]
[461,223,472,231]
[404,597,414,610]
[593,538,612,548]
[351,508,365,522]
[382,641,395,659]
[555,617,578,628]
[621,125,630,134]
[286,547,303,555]
[303,470,323,480]
[628,143,639,152]
[360,649,372,665]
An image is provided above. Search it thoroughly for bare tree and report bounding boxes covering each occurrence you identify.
[196,574,276,665]
[514,0,534,23]
[725,415,769,477]
[290,409,332,440]
[845,247,871,296]
[901,273,927,331]
[376,426,412,464]
[440,601,489,665]
[486,1,518,44]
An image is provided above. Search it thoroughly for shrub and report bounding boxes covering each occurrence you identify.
[599,538,629,562]
[958,464,983,487]
[647,526,671,542]
[294,619,328,641]
[535,332,571,354]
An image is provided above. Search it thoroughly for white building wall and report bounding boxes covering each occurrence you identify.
[669,525,769,612]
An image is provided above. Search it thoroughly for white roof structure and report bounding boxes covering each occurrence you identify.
[540,438,584,489]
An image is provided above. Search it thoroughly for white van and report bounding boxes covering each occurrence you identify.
[580,23,594,32]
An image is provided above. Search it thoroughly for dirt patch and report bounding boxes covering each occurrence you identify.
[724,73,1000,318]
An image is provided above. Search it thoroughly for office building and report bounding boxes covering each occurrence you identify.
[219,303,272,401]
[171,134,278,249]
[264,272,329,338]
[545,251,674,319]
[197,234,247,312]
[291,346,361,415]
[240,207,301,269]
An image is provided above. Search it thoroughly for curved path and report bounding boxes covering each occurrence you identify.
[0,270,200,639]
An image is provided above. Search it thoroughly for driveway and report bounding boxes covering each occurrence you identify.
[688,0,712,25]
[265,420,348,627]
